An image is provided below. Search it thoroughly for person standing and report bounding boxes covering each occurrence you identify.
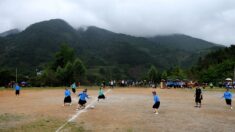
[209,82,213,88]
[102,81,106,88]
[194,87,203,108]
[15,83,21,96]
[110,80,114,88]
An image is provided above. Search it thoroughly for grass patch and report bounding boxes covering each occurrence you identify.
[0,116,89,132]
[127,128,133,132]
[0,113,23,122]
[0,113,26,130]
[62,122,88,132]
[0,117,64,132]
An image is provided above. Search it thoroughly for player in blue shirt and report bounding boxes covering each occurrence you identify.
[15,83,21,96]
[77,89,89,110]
[63,88,72,106]
[222,88,233,110]
[152,91,160,114]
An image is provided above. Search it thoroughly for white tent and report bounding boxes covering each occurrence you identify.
[225,78,232,81]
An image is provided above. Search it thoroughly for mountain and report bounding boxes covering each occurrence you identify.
[149,34,224,67]
[191,45,235,83]
[0,19,224,79]
[149,34,220,52]
[0,29,20,37]
[0,19,79,72]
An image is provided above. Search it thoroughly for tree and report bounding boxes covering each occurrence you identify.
[63,62,73,84]
[56,66,65,85]
[168,66,186,80]
[161,70,168,80]
[148,65,158,83]
[52,44,75,70]
[0,68,15,87]
[72,58,86,81]
[40,68,58,86]
[38,44,88,86]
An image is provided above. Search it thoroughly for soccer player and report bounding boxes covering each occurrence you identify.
[222,88,233,110]
[64,88,72,106]
[15,83,21,96]
[152,91,160,114]
[98,87,105,101]
[77,89,89,110]
[71,82,77,94]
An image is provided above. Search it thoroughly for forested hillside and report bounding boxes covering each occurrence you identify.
[0,19,224,85]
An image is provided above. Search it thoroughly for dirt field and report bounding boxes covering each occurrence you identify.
[0,87,235,132]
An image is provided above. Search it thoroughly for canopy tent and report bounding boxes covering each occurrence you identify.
[225,78,232,81]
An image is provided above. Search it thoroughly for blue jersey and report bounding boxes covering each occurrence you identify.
[154,95,160,103]
[15,85,20,90]
[223,91,232,99]
[78,92,88,101]
[65,90,71,97]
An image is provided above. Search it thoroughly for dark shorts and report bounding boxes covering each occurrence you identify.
[72,88,76,93]
[79,99,87,105]
[64,96,72,103]
[153,102,160,109]
[98,94,105,99]
[195,97,202,103]
[225,99,232,105]
[15,90,20,95]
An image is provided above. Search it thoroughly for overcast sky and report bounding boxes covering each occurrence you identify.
[0,0,235,45]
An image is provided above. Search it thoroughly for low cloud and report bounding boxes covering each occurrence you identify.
[0,0,235,45]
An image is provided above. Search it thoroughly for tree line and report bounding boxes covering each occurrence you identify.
[0,44,234,87]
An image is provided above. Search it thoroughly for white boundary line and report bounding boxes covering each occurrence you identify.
[55,89,112,132]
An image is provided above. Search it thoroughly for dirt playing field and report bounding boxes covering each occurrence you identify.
[0,87,235,132]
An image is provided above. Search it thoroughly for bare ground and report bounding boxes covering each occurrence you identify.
[0,87,234,132]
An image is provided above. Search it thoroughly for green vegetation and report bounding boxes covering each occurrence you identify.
[0,19,225,86]
[0,113,23,122]
[0,113,25,131]
[33,44,86,86]
[192,45,235,84]
[63,122,86,132]
[0,69,15,86]
[0,117,80,132]
[147,65,158,83]
[167,66,187,80]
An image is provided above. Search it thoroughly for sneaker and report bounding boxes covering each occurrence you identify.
[155,112,159,115]
[231,107,233,110]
